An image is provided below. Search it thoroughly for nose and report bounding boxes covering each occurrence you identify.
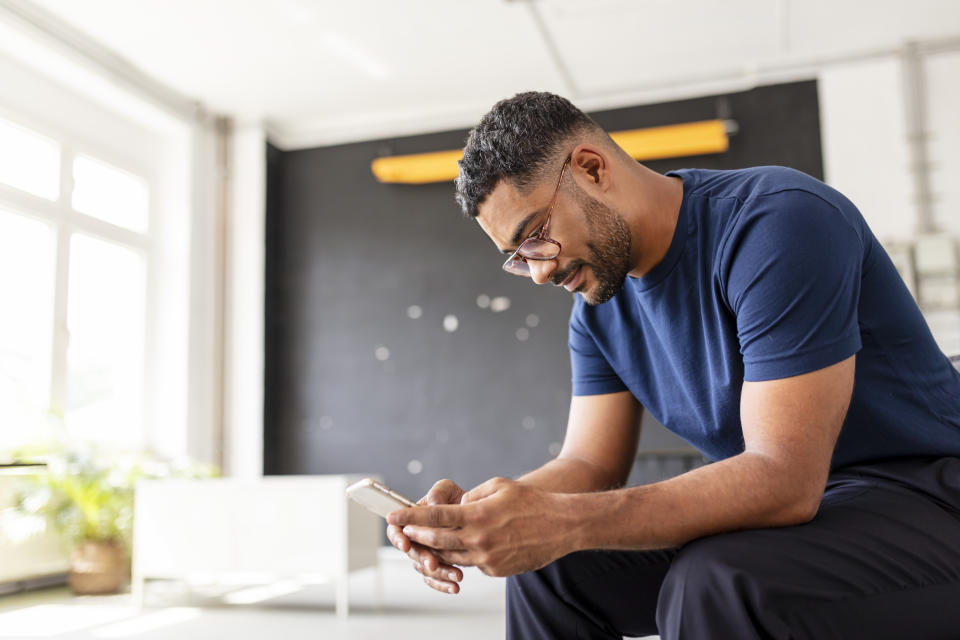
[528,258,557,285]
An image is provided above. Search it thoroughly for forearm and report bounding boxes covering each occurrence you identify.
[562,451,821,552]
[517,455,624,494]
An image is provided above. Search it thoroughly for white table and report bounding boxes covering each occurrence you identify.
[132,475,383,616]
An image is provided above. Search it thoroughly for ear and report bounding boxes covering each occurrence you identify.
[569,144,610,192]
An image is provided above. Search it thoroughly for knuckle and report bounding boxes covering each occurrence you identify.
[468,503,487,523]
[473,532,490,550]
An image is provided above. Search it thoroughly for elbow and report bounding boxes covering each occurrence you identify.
[776,491,821,526]
[791,498,820,525]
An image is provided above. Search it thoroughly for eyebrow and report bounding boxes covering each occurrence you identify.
[500,209,545,254]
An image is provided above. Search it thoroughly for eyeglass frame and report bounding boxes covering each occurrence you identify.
[501,156,570,276]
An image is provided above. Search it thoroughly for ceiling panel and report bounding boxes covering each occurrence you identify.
[31,0,567,121]
[539,0,784,95]
[20,0,960,148]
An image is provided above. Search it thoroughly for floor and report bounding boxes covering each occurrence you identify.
[0,548,660,639]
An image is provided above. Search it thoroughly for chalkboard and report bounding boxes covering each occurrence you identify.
[264,80,823,500]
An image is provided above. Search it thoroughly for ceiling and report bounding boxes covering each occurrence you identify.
[11,0,960,148]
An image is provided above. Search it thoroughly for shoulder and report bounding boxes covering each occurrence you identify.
[710,168,866,255]
[677,166,832,202]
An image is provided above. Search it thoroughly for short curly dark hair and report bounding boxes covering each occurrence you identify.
[454,92,604,218]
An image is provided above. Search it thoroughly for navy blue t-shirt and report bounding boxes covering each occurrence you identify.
[569,166,960,468]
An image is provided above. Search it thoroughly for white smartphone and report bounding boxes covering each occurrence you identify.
[346,477,418,518]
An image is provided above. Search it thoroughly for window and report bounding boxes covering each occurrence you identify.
[0,113,152,450]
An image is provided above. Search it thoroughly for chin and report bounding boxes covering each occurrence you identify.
[580,276,625,306]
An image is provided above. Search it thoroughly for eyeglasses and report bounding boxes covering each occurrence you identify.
[502,158,568,277]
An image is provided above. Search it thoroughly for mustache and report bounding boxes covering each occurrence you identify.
[552,260,586,286]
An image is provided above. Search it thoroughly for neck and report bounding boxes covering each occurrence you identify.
[621,163,684,278]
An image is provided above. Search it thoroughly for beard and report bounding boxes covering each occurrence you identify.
[552,186,633,306]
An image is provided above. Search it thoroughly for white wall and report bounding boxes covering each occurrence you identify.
[818,46,960,355]
[819,57,913,240]
[926,49,960,235]
[223,123,266,479]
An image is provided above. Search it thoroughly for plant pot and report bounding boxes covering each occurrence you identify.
[68,539,128,595]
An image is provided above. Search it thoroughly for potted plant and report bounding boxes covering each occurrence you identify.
[0,438,217,595]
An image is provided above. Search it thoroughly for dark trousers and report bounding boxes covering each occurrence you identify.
[506,457,960,639]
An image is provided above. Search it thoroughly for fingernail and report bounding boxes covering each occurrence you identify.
[447,571,458,581]
[446,586,455,594]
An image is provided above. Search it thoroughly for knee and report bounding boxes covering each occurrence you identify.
[508,550,604,611]
[507,553,570,602]
[656,535,765,633]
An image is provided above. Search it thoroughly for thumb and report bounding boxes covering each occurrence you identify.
[425,479,464,505]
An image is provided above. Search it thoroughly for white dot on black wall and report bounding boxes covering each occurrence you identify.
[490,296,511,312]
[319,416,334,430]
[522,417,536,431]
[526,314,540,328]
[548,442,562,456]
[476,294,490,309]
[407,459,423,475]
[375,346,390,361]
[407,305,423,319]
[516,328,530,341]
[443,314,459,332]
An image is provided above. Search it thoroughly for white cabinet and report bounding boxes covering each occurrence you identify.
[132,475,382,616]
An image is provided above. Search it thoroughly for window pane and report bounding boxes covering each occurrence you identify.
[65,233,146,447]
[72,155,149,233]
[0,209,55,448]
[0,118,60,200]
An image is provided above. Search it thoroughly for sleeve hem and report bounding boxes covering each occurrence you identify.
[572,380,629,396]
[743,331,862,382]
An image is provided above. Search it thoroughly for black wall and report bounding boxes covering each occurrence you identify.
[264,80,823,500]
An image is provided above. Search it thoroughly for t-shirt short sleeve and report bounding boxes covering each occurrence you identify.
[569,305,629,396]
[723,190,864,381]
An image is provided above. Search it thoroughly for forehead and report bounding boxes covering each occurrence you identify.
[475,178,547,251]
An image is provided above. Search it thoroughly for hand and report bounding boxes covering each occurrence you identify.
[388,477,574,578]
[386,479,466,594]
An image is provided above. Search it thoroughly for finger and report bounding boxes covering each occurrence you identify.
[386,524,410,553]
[412,555,464,583]
[434,549,476,567]
[407,541,441,571]
[403,525,465,551]
[423,575,460,595]
[387,504,464,528]
[461,476,507,504]
[407,541,461,577]
[425,479,463,506]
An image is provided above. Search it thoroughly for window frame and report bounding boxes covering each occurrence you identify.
[0,102,158,450]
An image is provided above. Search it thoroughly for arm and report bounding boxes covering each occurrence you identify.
[386,390,639,593]
[567,355,854,550]
[517,390,642,493]
[391,355,854,575]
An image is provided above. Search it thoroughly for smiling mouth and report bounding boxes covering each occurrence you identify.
[561,266,583,292]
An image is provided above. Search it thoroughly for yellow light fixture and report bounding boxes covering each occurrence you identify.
[370,119,730,184]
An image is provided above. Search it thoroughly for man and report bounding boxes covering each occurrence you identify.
[386,92,960,639]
